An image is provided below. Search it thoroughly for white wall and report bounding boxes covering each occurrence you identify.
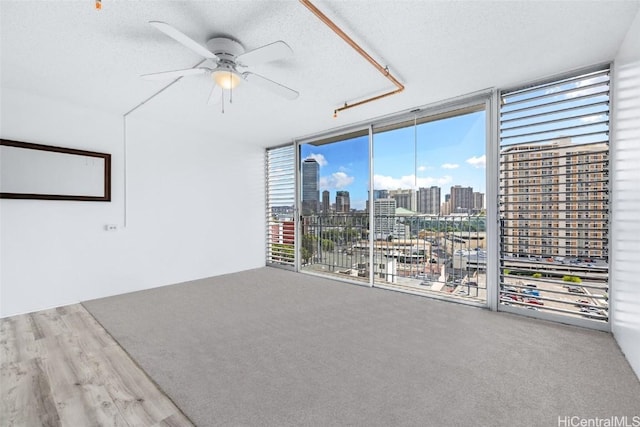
[611,9,640,379]
[0,88,266,317]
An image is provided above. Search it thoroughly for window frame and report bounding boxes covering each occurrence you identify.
[497,63,611,332]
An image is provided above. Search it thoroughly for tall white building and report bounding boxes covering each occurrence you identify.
[374,198,397,239]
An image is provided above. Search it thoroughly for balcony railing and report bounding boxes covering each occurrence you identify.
[300,213,488,303]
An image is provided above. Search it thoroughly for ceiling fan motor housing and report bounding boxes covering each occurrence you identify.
[206,37,244,61]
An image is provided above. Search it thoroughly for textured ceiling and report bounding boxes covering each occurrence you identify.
[1,0,639,148]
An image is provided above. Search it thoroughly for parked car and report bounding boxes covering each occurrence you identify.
[524,298,544,305]
[522,289,540,297]
[567,286,585,294]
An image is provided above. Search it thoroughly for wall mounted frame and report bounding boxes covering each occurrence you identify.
[0,139,111,201]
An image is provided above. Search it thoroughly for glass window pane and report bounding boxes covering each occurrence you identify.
[372,108,487,302]
[299,134,370,282]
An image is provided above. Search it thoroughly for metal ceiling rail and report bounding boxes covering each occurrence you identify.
[299,0,405,117]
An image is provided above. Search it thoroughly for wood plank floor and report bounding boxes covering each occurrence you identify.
[0,304,194,427]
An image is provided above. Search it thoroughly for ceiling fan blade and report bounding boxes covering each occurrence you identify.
[207,85,222,105]
[149,21,217,60]
[141,68,209,81]
[244,72,299,100]
[236,41,293,67]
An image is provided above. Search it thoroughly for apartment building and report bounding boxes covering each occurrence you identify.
[417,186,441,215]
[500,138,608,259]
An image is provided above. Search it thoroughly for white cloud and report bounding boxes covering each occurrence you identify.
[373,174,452,190]
[304,153,328,167]
[441,163,459,169]
[539,76,606,101]
[466,155,486,169]
[435,175,453,186]
[417,165,428,172]
[320,172,354,189]
[564,76,607,100]
[580,114,606,124]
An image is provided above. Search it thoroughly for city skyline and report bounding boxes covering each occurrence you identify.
[300,110,486,210]
[314,185,484,214]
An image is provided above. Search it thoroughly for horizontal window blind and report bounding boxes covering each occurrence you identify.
[266,144,295,268]
[499,67,610,323]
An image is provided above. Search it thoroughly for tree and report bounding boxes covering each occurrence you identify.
[302,234,316,264]
[532,273,542,278]
[301,247,313,264]
[322,239,334,251]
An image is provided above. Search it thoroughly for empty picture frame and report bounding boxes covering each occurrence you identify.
[0,139,111,201]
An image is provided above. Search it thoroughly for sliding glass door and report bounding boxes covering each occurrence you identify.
[295,97,489,305]
[371,105,487,301]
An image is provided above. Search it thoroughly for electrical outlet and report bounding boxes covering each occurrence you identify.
[105,224,118,231]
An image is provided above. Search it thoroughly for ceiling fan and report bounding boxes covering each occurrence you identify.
[141,21,299,108]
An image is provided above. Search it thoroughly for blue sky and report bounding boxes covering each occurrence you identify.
[301,111,486,210]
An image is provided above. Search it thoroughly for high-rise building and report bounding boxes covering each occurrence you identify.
[302,158,319,214]
[374,198,396,239]
[389,189,416,211]
[500,138,608,258]
[450,185,474,213]
[322,190,330,214]
[441,194,451,215]
[373,189,389,200]
[417,186,441,215]
[335,191,350,213]
[368,189,390,213]
[473,192,485,212]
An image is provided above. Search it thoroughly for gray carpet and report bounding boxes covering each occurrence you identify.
[83,267,640,427]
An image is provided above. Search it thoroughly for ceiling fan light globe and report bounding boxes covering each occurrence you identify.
[212,69,242,89]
